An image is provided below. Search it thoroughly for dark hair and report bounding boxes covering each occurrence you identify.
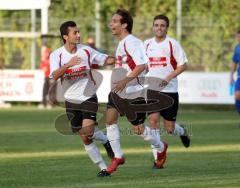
[60,21,77,43]
[153,15,169,27]
[236,30,240,35]
[115,9,133,33]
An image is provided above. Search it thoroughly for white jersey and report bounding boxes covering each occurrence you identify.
[144,36,188,93]
[115,34,148,93]
[49,44,107,102]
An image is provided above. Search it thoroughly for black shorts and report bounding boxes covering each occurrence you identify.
[147,90,178,121]
[65,95,98,133]
[107,92,146,126]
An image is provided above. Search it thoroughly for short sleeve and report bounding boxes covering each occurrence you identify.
[49,52,60,78]
[172,40,188,66]
[125,40,148,65]
[90,48,108,66]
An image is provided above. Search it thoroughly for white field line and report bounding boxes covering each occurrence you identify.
[0,144,239,159]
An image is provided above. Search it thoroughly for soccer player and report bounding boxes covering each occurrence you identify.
[144,15,190,168]
[230,30,240,115]
[49,21,115,177]
[106,9,162,174]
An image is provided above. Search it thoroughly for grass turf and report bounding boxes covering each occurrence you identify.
[0,106,239,188]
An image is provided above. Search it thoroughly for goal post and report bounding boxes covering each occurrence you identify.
[0,0,51,69]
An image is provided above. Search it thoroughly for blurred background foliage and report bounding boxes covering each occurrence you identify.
[0,0,240,71]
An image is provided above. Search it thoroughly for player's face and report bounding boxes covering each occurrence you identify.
[109,14,126,36]
[64,26,80,44]
[153,19,168,39]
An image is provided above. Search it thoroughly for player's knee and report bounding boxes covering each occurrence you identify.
[87,128,94,137]
[81,127,94,139]
[165,125,174,134]
[83,140,92,145]
[148,119,159,129]
[87,133,94,139]
[132,126,142,135]
[133,130,141,135]
[82,136,93,145]
[166,129,173,134]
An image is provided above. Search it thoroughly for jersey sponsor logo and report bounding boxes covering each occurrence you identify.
[149,57,166,62]
[65,66,87,74]
[150,63,167,67]
[65,72,88,80]
[64,66,88,79]
[149,57,167,68]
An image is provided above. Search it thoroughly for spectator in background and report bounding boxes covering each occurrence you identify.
[87,36,105,52]
[87,37,97,49]
[38,45,52,109]
[230,30,240,115]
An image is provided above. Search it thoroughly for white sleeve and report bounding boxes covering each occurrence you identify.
[143,40,148,49]
[90,48,108,66]
[126,40,148,65]
[49,52,60,78]
[173,41,188,66]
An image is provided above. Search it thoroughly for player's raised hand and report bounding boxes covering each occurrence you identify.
[67,56,81,68]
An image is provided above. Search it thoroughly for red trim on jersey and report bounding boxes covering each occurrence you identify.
[146,42,151,52]
[124,42,137,70]
[82,49,99,69]
[91,64,99,69]
[123,42,141,85]
[59,53,63,84]
[59,53,62,67]
[169,41,177,70]
[83,49,96,85]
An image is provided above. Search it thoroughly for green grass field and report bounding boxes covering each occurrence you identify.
[0,105,240,188]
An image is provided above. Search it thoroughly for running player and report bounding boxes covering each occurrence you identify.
[144,15,190,168]
[230,30,240,115]
[106,9,163,174]
[49,21,114,177]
